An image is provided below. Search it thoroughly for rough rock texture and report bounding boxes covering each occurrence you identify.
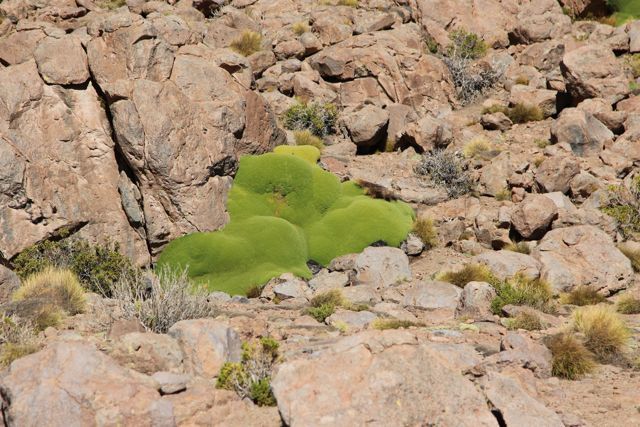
[354,247,411,288]
[473,251,541,280]
[511,194,558,239]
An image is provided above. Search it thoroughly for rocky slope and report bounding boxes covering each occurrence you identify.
[1,0,640,425]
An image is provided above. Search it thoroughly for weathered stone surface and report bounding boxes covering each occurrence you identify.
[0,29,46,65]
[483,332,552,377]
[272,330,498,426]
[0,264,20,304]
[535,155,581,193]
[34,36,90,85]
[456,281,496,320]
[473,250,541,280]
[112,332,184,375]
[341,105,389,148]
[0,341,174,426]
[401,280,462,312]
[511,194,558,239]
[532,225,633,293]
[168,319,242,378]
[326,309,376,330]
[354,247,411,288]
[551,108,613,156]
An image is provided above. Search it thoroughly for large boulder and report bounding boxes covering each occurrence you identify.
[473,250,541,280]
[0,341,174,426]
[456,281,497,320]
[354,247,411,288]
[340,105,389,149]
[550,108,613,156]
[511,194,558,239]
[34,35,90,85]
[532,225,634,293]
[271,330,499,426]
[535,155,581,193]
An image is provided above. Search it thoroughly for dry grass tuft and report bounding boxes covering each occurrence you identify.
[545,333,596,380]
[618,244,640,272]
[560,286,607,306]
[504,241,530,254]
[617,295,640,314]
[14,267,86,316]
[437,264,499,288]
[463,137,493,158]
[293,130,324,150]
[413,217,438,249]
[506,311,543,331]
[572,306,630,361]
[371,319,424,330]
[292,21,309,36]
[230,31,263,56]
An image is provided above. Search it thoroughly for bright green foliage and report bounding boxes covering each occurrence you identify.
[282,102,337,137]
[446,29,487,60]
[158,153,414,295]
[491,274,554,315]
[608,0,640,25]
[273,144,321,163]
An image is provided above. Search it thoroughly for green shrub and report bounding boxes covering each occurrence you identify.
[560,286,606,306]
[437,264,499,288]
[293,130,324,151]
[572,306,629,361]
[158,153,414,295]
[491,274,554,314]
[600,177,640,239]
[283,102,338,137]
[506,312,543,331]
[608,0,640,25]
[413,217,438,248]
[99,0,126,10]
[545,333,596,380]
[13,238,139,296]
[371,319,424,330]
[617,295,640,314]
[446,29,487,60]
[495,188,511,202]
[230,31,262,56]
[306,289,344,322]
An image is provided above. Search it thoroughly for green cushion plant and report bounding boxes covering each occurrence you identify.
[158,147,414,295]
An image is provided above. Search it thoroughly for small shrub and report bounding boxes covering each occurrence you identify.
[446,29,487,60]
[415,150,474,198]
[413,217,438,248]
[384,138,396,152]
[110,268,217,333]
[291,21,309,36]
[443,57,500,104]
[506,311,543,331]
[627,54,640,79]
[13,267,87,316]
[491,274,554,314]
[545,333,596,380]
[13,237,139,297]
[514,76,530,85]
[495,188,511,202]
[337,0,358,6]
[307,304,335,322]
[230,31,263,57]
[506,103,544,123]
[423,35,439,54]
[504,241,531,254]
[560,286,606,306]
[306,289,345,322]
[0,315,41,367]
[462,137,493,158]
[572,306,629,361]
[283,102,338,137]
[293,130,324,151]
[618,244,640,272]
[217,337,279,406]
[371,319,424,330]
[482,105,509,115]
[246,284,265,299]
[617,295,640,314]
[535,139,550,149]
[437,264,499,288]
[600,176,640,239]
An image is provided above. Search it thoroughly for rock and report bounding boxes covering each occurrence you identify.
[630,20,640,53]
[401,233,425,255]
[532,225,633,294]
[397,115,453,152]
[481,371,563,426]
[340,105,389,149]
[308,269,351,291]
[510,10,571,44]
[483,332,552,377]
[560,44,629,103]
[501,305,561,327]
[0,29,46,65]
[551,108,613,156]
[481,112,512,131]
[271,330,498,426]
[168,319,242,378]
[152,371,189,395]
[456,281,497,320]
[262,273,311,300]
[509,85,557,117]
[112,332,184,375]
[569,171,603,200]
[354,247,411,288]
[535,155,581,193]
[473,251,541,280]
[401,280,462,313]
[0,341,174,425]
[34,36,90,85]
[0,264,20,304]
[511,194,558,239]
[108,318,146,340]
[326,309,376,331]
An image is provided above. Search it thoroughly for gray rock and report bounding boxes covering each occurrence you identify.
[473,250,541,280]
[152,371,189,395]
[326,309,377,331]
[551,108,613,156]
[456,281,497,320]
[535,155,580,193]
[401,280,462,312]
[355,247,411,288]
[0,264,19,304]
[401,233,425,255]
[511,194,558,239]
[112,332,184,375]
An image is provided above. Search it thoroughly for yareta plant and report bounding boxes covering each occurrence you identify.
[157,146,415,295]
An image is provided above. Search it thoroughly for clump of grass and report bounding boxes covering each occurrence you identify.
[446,29,487,60]
[617,295,640,314]
[217,337,279,406]
[505,241,530,254]
[384,138,396,152]
[545,333,596,380]
[413,217,438,249]
[572,306,630,361]
[99,0,126,10]
[437,264,499,288]
[627,54,640,79]
[618,244,640,272]
[293,130,324,151]
[514,76,530,85]
[495,187,511,202]
[230,31,263,57]
[306,289,346,322]
[337,0,359,6]
[415,150,474,198]
[482,103,544,123]
[600,176,640,239]
[0,315,41,367]
[491,274,554,315]
[371,319,424,330]
[462,137,493,158]
[535,139,550,149]
[560,286,606,306]
[506,311,543,331]
[291,21,309,36]
[246,284,265,299]
[283,102,338,137]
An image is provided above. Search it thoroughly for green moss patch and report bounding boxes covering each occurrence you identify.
[158,152,414,295]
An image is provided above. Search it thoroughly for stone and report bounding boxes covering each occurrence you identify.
[483,332,552,377]
[152,371,189,395]
[34,36,90,85]
[0,29,46,65]
[532,225,633,294]
[401,280,462,312]
[168,319,242,378]
[354,247,411,288]
[473,251,541,280]
[308,269,351,291]
[108,318,146,340]
[481,112,512,131]
[340,105,389,149]
[397,115,453,151]
[326,309,377,331]
[271,330,498,426]
[0,264,20,304]
[535,155,581,193]
[401,233,425,255]
[456,281,497,320]
[0,341,174,425]
[112,332,184,375]
[551,108,613,156]
[511,194,558,239]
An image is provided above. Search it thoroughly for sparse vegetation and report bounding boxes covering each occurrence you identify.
[293,130,325,150]
[306,289,345,322]
[627,54,640,79]
[506,311,543,331]
[283,102,338,137]
[514,76,530,85]
[560,286,607,306]
[371,319,424,330]
[495,187,512,202]
[462,137,493,158]
[600,176,640,239]
[415,150,474,198]
[14,268,87,316]
[618,244,640,272]
[545,333,596,380]
[504,241,531,254]
[413,217,438,249]
[99,0,126,10]
[572,306,629,362]
[217,337,279,406]
[535,139,550,149]
[437,264,499,288]
[446,29,487,60]
[483,103,544,123]
[230,31,263,57]
[337,0,359,6]
[617,295,640,314]
[291,21,309,36]
[0,315,41,367]
[13,237,139,297]
[110,268,217,333]
[491,274,555,315]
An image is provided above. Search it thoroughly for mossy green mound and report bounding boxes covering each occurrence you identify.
[158,152,414,295]
[609,0,640,24]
